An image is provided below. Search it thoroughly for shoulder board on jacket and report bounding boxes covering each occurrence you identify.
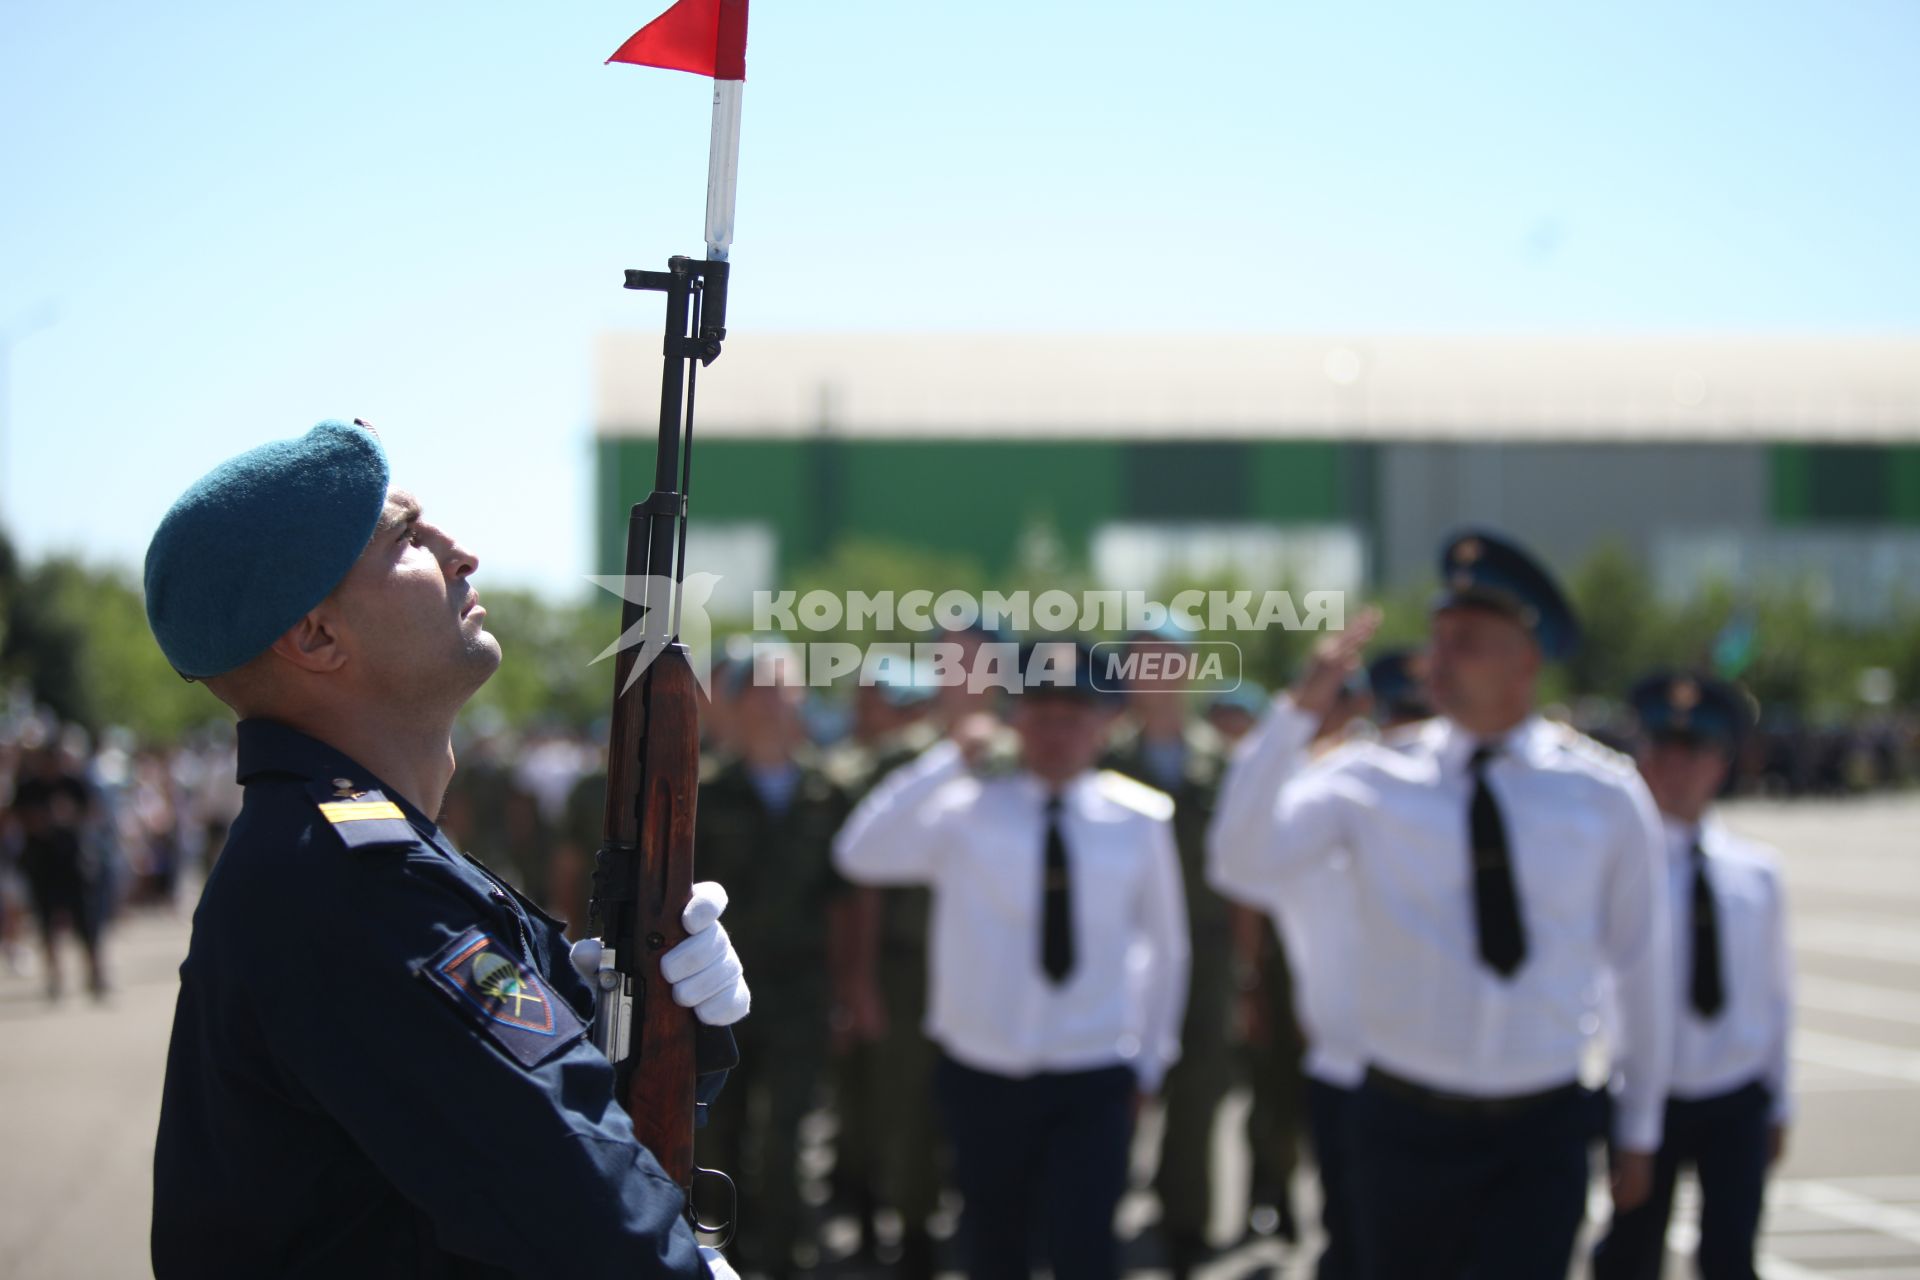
[1094,770,1177,820]
[305,779,419,849]
[1547,722,1636,774]
[1707,826,1785,877]
[1378,720,1434,753]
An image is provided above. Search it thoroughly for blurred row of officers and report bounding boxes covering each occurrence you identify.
[455,527,1793,1280]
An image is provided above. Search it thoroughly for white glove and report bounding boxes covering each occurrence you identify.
[699,1245,740,1280]
[660,881,750,1026]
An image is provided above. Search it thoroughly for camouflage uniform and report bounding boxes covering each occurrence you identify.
[694,753,851,1277]
[1103,722,1254,1260]
[843,724,948,1257]
[1243,917,1306,1232]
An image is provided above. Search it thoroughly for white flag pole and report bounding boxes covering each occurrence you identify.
[704,79,743,261]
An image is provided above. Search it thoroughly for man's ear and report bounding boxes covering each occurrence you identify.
[268,609,348,674]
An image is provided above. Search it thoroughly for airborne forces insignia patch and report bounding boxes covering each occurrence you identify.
[423,928,585,1067]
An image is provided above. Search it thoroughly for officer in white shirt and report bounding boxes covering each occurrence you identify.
[1592,672,1792,1280]
[1209,529,1675,1280]
[1215,623,1427,1280]
[834,639,1191,1280]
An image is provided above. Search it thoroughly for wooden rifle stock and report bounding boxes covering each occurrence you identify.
[602,643,700,1184]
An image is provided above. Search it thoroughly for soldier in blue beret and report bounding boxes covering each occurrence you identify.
[145,420,748,1279]
[1203,683,1267,746]
[1593,672,1790,1280]
[1211,530,1675,1280]
[1104,625,1252,1277]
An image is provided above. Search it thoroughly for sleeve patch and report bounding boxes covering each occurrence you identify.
[422,928,586,1068]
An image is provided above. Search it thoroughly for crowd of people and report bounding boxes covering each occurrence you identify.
[112,414,1907,1280]
[414,541,1869,1279]
[5,618,1913,1277]
[7,555,1916,1277]
[0,707,239,999]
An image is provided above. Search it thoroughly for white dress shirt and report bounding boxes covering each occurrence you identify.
[1210,702,1367,1088]
[1208,698,1675,1151]
[1665,816,1794,1122]
[833,740,1191,1091]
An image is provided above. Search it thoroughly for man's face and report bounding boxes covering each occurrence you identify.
[1011,695,1112,783]
[1637,737,1730,821]
[328,490,500,710]
[1125,639,1191,733]
[1425,606,1538,721]
[731,678,804,756]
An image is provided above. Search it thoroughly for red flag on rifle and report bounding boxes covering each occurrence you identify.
[607,0,748,80]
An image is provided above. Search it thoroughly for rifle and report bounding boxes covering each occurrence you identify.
[585,0,748,1245]
[584,254,732,1242]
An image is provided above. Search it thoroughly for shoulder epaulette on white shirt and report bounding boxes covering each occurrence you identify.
[1093,770,1176,821]
[1378,719,1436,753]
[1544,721,1637,776]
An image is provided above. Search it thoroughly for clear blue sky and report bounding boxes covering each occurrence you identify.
[3,0,1916,594]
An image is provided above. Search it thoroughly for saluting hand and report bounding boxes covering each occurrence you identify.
[950,711,1001,770]
[660,881,752,1026]
[1287,606,1383,724]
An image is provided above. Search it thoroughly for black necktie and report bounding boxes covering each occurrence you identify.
[1468,746,1527,977]
[1041,794,1076,984]
[1689,840,1727,1019]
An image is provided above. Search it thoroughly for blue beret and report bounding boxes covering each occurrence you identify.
[1432,528,1580,661]
[876,665,940,709]
[144,420,390,679]
[1366,648,1433,721]
[1629,670,1756,753]
[1206,683,1269,718]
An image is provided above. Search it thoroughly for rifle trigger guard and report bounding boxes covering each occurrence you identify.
[689,1166,738,1248]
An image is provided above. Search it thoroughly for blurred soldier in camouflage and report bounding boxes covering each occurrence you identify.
[696,658,853,1279]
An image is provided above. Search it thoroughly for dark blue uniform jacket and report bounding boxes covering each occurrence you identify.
[152,720,729,1278]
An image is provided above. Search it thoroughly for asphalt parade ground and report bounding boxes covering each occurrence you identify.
[2,795,1917,1279]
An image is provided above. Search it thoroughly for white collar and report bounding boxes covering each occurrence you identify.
[1663,812,1726,859]
[1012,769,1098,810]
[1437,714,1551,772]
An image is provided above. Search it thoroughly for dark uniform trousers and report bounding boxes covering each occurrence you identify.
[1349,1072,1604,1280]
[841,737,947,1246]
[935,1054,1135,1280]
[1592,1081,1773,1280]
[1304,1078,1359,1280]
